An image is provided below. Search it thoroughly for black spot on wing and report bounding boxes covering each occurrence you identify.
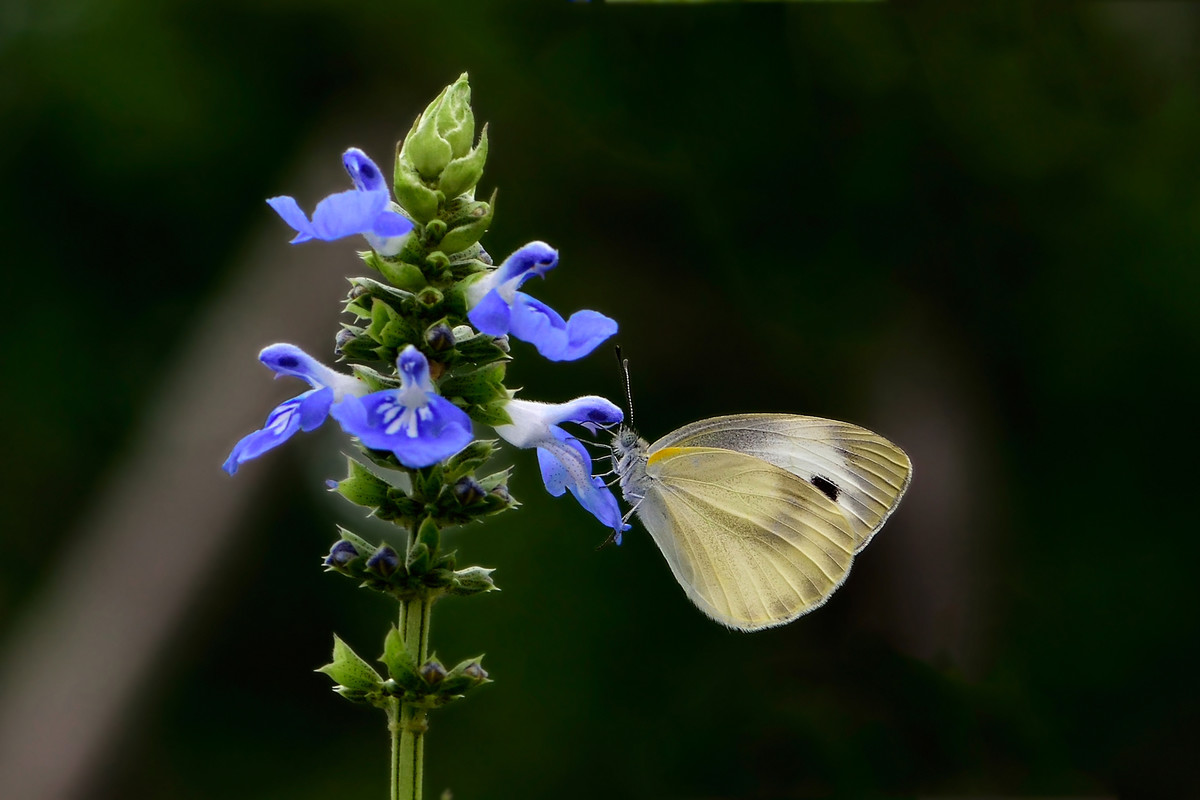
[811,475,840,502]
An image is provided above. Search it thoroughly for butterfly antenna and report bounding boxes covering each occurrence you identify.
[614,345,634,428]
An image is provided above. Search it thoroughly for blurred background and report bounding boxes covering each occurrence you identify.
[2,2,1198,798]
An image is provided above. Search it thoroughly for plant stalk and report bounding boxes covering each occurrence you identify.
[392,590,431,800]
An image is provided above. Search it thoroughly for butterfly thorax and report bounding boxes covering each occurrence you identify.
[611,425,651,504]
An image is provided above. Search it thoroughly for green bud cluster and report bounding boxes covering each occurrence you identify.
[317,633,490,710]
[393,73,490,222]
[323,525,500,600]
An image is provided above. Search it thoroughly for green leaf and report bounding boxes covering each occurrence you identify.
[317,635,383,692]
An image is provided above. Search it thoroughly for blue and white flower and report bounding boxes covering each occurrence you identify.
[267,148,414,256]
[493,396,628,532]
[331,345,473,468]
[223,344,368,475]
[466,241,618,362]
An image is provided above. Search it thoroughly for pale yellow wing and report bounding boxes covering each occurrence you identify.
[652,414,911,552]
[637,446,859,631]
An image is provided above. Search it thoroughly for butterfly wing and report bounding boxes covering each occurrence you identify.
[637,445,859,631]
[652,414,911,552]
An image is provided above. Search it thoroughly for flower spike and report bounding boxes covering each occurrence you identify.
[223,344,366,475]
[466,242,618,361]
[267,148,414,256]
[331,346,473,468]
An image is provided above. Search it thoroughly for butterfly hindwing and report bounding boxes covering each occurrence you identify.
[638,446,859,631]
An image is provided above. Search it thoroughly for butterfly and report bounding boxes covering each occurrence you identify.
[610,413,911,631]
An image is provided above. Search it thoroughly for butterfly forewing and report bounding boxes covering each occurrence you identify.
[640,446,859,631]
[652,414,911,552]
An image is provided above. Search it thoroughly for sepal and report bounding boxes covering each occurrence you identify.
[448,566,499,596]
[362,251,428,293]
[331,457,390,508]
[439,124,489,200]
[381,626,424,692]
[438,190,494,255]
[392,151,440,223]
[470,398,514,427]
[317,635,384,700]
[440,362,508,406]
[439,657,491,696]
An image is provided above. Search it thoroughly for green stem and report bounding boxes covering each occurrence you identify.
[393,591,431,800]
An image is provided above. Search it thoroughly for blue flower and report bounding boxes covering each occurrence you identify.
[266,148,414,256]
[330,345,473,468]
[494,396,628,532]
[466,241,618,361]
[223,344,367,475]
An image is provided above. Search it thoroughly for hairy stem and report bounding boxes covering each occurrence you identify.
[393,590,431,800]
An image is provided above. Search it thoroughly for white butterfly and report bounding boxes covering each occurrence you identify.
[611,413,912,631]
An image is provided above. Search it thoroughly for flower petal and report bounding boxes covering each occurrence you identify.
[342,147,387,193]
[467,289,513,337]
[331,392,473,468]
[309,189,390,241]
[559,309,619,361]
[535,429,592,497]
[258,343,365,399]
[297,386,335,431]
[266,195,316,243]
[495,241,558,287]
[372,209,414,238]
[508,293,569,358]
[259,344,330,386]
[396,345,435,392]
[545,396,624,432]
[570,476,628,532]
[222,390,319,475]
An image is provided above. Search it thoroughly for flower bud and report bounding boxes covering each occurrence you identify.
[462,661,488,682]
[324,539,359,569]
[366,544,401,578]
[419,660,448,686]
[453,476,486,506]
[334,326,358,356]
[425,321,455,352]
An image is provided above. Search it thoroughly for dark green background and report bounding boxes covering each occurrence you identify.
[2,2,1198,798]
